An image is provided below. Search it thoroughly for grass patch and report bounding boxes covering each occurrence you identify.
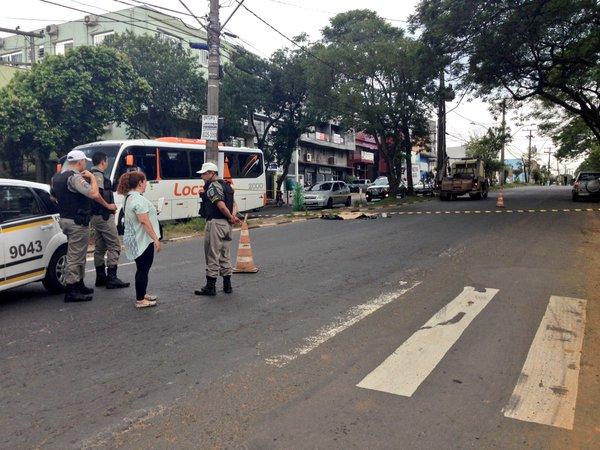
[162,218,205,239]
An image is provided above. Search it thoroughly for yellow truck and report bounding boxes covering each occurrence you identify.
[440,158,489,201]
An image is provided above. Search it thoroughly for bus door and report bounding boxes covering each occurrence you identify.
[113,146,160,216]
[159,148,197,220]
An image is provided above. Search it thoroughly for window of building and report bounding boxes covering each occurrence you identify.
[197,49,208,67]
[0,186,43,223]
[0,51,23,63]
[93,31,114,46]
[55,40,74,55]
[190,150,205,179]
[159,149,190,179]
[158,30,182,45]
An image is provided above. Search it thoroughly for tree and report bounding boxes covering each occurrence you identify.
[465,128,508,180]
[221,41,319,197]
[107,32,207,138]
[513,161,524,182]
[0,46,148,181]
[413,0,600,147]
[309,10,437,196]
[577,144,600,172]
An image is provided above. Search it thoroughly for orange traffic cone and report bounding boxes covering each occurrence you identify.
[233,217,259,273]
[496,189,505,208]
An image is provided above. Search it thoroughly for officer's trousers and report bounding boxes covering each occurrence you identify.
[59,218,89,285]
[204,219,232,278]
[90,215,121,268]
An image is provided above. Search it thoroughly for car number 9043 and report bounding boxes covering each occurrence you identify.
[9,241,43,259]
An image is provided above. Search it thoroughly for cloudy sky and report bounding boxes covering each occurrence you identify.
[1,0,572,171]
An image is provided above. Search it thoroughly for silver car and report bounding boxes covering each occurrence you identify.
[572,171,600,201]
[304,181,352,209]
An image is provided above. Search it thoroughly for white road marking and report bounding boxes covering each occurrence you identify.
[357,286,499,397]
[503,296,587,430]
[265,281,421,368]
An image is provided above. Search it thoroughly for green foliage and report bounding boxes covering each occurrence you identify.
[465,127,510,179]
[310,10,438,195]
[413,0,600,148]
[577,144,600,172]
[222,43,318,192]
[107,32,206,138]
[292,182,305,212]
[0,46,148,180]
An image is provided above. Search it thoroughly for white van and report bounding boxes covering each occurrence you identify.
[0,179,68,293]
[73,138,266,223]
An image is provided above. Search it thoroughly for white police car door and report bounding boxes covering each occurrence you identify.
[0,185,54,287]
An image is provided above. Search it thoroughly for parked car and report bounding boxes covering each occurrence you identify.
[348,179,372,193]
[0,178,68,293]
[365,177,407,201]
[572,171,600,201]
[304,181,352,209]
[414,180,435,196]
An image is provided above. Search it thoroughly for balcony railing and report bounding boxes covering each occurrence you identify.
[300,131,355,151]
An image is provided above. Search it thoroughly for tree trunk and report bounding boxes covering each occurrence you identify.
[35,150,47,183]
[402,123,414,195]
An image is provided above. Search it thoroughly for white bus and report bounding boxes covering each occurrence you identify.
[72,138,266,222]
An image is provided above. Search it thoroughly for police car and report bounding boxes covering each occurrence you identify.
[0,178,68,293]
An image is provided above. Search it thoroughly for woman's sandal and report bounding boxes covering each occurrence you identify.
[135,299,157,308]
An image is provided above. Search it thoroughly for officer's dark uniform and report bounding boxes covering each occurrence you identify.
[52,169,94,302]
[196,179,235,295]
[90,166,129,289]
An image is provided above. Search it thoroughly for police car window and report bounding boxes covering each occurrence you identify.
[190,150,205,179]
[0,186,43,223]
[160,149,190,179]
[34,188,59,214]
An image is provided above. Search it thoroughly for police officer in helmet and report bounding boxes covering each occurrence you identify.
[52,150,117,302]
[195,162,241,296]
[90,151,130,289]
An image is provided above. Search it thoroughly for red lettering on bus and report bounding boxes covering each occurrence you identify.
[174,182,202,197]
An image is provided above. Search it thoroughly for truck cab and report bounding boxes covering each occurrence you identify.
[440,158,489,200]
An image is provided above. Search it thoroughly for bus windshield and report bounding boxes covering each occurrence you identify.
[80,145,121,177]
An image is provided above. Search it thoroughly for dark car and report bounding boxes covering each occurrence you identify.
[572,172,600,201]
[365,177,407,201]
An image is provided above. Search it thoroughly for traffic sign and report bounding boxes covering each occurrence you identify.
[201,115,219,141]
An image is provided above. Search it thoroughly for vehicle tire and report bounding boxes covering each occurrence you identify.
[483,190,489,199]
[586,178,600,193]
[440,193,447,201]
[345,196,351,207]
[326,198,333,209]
[572,193,579,202]
[366,196,372,202]
[42,245,68,293]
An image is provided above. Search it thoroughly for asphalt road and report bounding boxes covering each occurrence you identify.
[1,186,599,449]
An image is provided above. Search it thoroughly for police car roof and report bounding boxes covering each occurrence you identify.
[0,178,51,191]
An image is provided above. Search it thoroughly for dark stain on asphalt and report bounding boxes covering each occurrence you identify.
[467,301,474,305]
[568,363,577,370]
[452,379,463,384]
[550,386,569,396]
[546,325,575,336]
[437,312,466,326]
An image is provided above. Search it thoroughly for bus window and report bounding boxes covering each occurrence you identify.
[114,146,158,187]
[190,150,205,179]
[224,152,263,179]
[159,149,191,179]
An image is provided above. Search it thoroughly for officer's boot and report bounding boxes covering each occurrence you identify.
[77,279,94,295]
[95,264,107,287]
[106,266,130,289]
[64,283,93,302]
[195,277,217,296]
[223,275,233,294]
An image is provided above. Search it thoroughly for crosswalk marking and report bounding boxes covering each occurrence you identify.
[265,281,421,368]
[503,296,587,430]
[357,286,499,397]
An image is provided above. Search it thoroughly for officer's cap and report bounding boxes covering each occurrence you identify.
[197,162,219,174]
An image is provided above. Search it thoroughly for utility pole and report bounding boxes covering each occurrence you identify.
[436,69,446,186]
[206,0,221,164]
[500,99,506,186]
[0,27,44,65]
[526,129,534,184]
[544,149,553,184]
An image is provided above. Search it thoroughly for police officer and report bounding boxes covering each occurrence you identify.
[52,150,117,302]
[195,162,241,296]
[90,151,130,289]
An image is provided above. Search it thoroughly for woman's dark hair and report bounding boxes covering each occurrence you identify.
[117,170,146,195]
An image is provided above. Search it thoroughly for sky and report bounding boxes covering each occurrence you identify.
[0,0,577,172]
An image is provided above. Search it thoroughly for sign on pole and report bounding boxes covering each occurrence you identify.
[201,115,219,141]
